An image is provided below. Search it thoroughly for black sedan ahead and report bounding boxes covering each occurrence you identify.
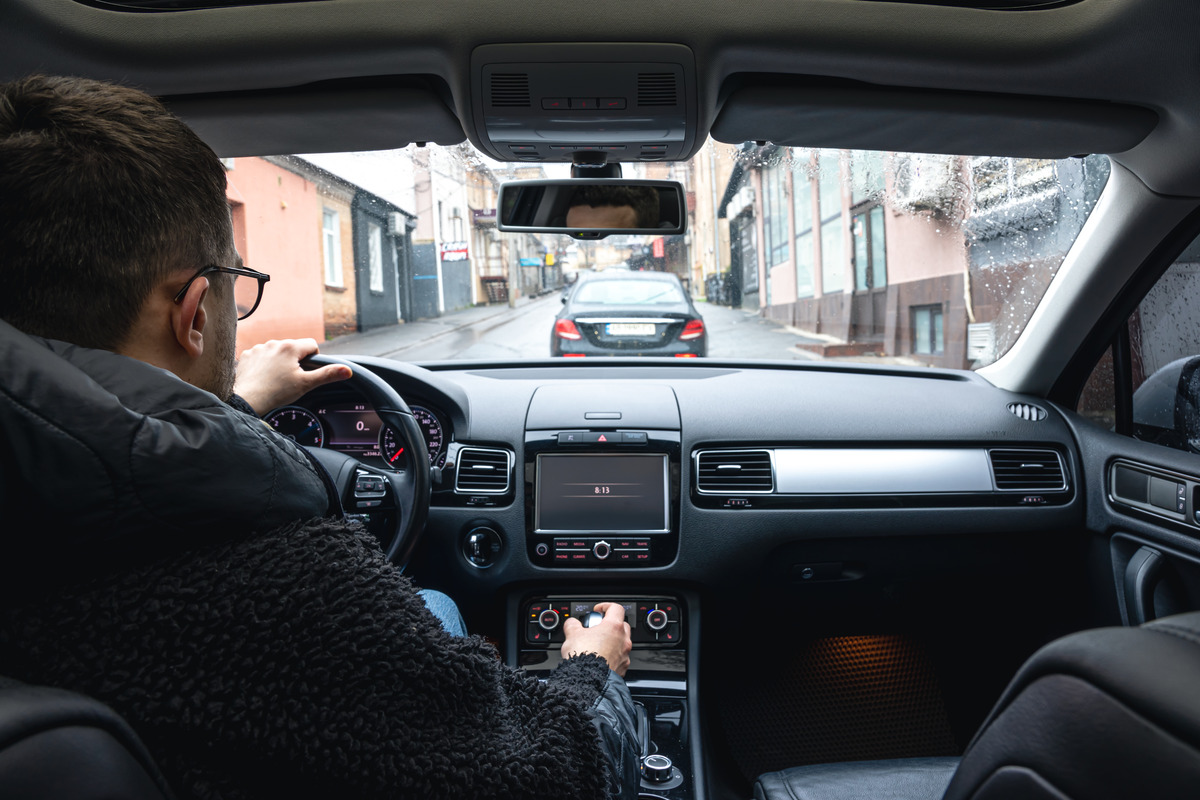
[551,271,707,357]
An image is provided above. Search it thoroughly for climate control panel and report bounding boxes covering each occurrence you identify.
[523,595,683,647]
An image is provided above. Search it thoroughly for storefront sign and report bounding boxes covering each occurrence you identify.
[440,241,469,262]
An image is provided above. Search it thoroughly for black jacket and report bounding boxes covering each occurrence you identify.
[0,320,639,799]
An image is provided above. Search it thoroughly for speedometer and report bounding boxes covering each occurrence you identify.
[264,406,324,447]
[379,406,446,467]
[411,406,445,466]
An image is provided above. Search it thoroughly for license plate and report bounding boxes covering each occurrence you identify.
[606,323,655,336]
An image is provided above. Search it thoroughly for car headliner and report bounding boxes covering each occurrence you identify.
[2,0,1194,191]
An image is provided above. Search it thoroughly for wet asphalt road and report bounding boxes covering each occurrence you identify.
[323,293,824,362]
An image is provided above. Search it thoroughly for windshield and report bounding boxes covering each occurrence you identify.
[572,279,686,306]
[229,142,1108,368]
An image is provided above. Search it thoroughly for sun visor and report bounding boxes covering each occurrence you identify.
[710,81,1158,158]
[163,81,466,158]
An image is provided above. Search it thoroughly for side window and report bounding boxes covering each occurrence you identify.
[1078,233,1200,454]
[1130,257,1200,451]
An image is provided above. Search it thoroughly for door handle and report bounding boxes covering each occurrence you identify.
[1124,546,1164,626]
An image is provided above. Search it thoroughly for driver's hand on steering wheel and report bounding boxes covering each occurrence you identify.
[234,338,353,415]
[561,602,633,677]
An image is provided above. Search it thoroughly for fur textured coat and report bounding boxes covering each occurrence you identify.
[0,518,635,799]
[0,320,638,799]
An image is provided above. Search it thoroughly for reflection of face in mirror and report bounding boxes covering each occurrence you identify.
[565,185,660,229]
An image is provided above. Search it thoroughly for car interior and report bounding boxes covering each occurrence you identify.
[5,0,1200,798]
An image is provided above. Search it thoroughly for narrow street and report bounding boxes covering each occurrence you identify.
[322,293,833,362]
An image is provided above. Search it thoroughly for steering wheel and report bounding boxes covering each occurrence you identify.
[300,355,430,565]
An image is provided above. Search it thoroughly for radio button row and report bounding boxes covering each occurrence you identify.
[546,537,651,564]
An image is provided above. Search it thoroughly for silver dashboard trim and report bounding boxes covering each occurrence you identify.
[773,448,994,494]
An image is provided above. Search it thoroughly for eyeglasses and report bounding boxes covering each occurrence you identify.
[173,264,272,320]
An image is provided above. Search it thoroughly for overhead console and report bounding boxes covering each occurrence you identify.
[469,43,699,163]
[524,383,681,568]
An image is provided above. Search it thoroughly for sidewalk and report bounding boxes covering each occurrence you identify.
[322,293,547,358]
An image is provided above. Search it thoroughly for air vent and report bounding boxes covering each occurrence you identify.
[489,74,531,108]
[455,447,512,494]
[1007,402,1047,422]
[695,450,774,494]
[989,449,1066,491]
[637,73,678,107]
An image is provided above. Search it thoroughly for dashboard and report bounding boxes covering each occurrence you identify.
[268,356,1085,589]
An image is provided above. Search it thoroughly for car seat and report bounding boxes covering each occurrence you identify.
[0,675,173,799]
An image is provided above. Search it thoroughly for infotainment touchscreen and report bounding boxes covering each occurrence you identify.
[535,453,669,534]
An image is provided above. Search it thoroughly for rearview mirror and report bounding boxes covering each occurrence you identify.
[496,179,687,240]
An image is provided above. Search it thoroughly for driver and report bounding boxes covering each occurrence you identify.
[0,74,638,800]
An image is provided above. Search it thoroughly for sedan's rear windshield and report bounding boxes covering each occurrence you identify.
[572,280,686,305]
[229,142,1109,368]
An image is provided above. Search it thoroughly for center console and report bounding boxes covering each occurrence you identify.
[513,384,697,798]
[513,593,696,800]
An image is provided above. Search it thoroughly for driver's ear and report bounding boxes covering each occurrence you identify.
[171,276,209,360]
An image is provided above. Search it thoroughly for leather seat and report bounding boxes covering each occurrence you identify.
[0,676,172,800]
[755,611,1200,800]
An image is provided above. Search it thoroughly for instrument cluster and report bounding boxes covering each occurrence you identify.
[264,400,449,470]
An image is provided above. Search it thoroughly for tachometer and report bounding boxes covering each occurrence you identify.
[264,406,324,447]
[379,405,446,467]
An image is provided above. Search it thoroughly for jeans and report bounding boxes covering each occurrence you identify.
[419,589,468,637]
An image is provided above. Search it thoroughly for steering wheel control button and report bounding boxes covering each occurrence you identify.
[593,540,612,560]
[646,609,669,631]
[462,526,502,569]
[353,472,387,498]
[538,609,560,630]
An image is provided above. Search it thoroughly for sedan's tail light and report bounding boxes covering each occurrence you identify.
[679,319,705,340]
[555,319,583,340]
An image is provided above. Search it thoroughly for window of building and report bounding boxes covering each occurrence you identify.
[793,167,815,298]
[323,208,343,287]
[852,204,887,291]
[818,153,844,294]
[368,221,384,293]
[763,162,790,268]
[913,305,945,355]
[850,151,885,204]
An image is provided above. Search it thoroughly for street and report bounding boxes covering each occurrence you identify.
[323,293,828,362]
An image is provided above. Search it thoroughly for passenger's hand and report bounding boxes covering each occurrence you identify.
[233,338,352,415]
[561,602,633,677]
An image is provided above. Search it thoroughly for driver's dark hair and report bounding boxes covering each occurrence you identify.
[0,75,231,350]
[568,185,660,228]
